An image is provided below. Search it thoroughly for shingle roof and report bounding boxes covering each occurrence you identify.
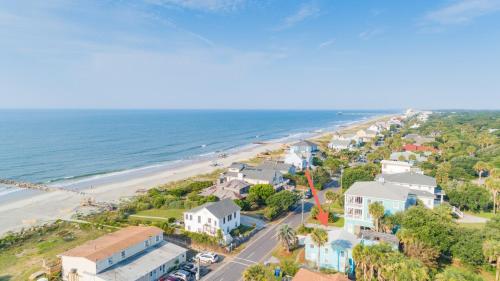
[60,226,163,262]
[292,140,317,147]
[186,198,241,218]
[376,172,437,187]
[345,181,409,201]
[329,139,352,146]
[256,160,293,172]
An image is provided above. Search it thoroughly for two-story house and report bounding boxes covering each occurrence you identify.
[375,172,444,209]
[59,226,187,281]
[222,162,287,188]
[183,199,241,242]
[381,160,422,175]
[290,140,318,155]
[344,181,416,234]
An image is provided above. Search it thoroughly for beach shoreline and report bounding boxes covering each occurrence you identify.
[0,113,394,236]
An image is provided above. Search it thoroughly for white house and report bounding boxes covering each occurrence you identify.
[381,160,412,174]
[375,172,444,209]
[184,199,241,242]
[223,162,287,187]
[59,226,187,281]
[284,150,311,170]
[390,151,427,163]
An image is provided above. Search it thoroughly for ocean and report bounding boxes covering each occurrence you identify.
[0,109,395,202]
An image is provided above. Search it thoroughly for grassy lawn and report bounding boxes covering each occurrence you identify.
[0,223,109,281]
[271,244,304,264]
[135,208,184,219]
[307,216,344,228]
[230,224,255,236]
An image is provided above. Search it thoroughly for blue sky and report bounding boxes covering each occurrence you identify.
[0,0,499,109]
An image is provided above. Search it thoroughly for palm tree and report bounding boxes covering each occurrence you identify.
[277,224,297,253]
[368,202,385,232]
[466,145,477,157]
[310,228,328,270]
[474,161,491,182]
[324,190,340,204]
[243,264,269,281]
[485,171,500,214]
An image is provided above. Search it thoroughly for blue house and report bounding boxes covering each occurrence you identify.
[290,140,318,155]
[304,228,359,273]
[344,181,417,234]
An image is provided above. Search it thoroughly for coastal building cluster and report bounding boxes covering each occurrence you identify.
[28,108,497,281]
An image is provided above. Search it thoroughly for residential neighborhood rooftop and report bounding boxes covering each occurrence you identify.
[59,226,163,262]
[345,181,410,201]
[97,241,187,281]
[186,198,241,217]
[376,172,437,187]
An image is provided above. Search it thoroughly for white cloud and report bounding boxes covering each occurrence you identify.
[318,38,335,49]
[276,3,320,30]
[359,28,383,40]
[423,0,500,25]
[145,0,246,12]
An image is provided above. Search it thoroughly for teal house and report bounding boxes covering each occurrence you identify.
[344,181,417,234]
[304,228,359,273]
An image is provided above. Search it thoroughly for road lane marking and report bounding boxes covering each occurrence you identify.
[234,257,257,264]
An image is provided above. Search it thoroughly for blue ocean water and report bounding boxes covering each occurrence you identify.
[0,109,393,192]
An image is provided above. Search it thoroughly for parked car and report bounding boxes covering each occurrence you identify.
[195,252,219,264]
[170,270,191,281]
[181,262,197,274]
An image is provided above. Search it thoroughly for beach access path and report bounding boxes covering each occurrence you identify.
[0,114,393,236]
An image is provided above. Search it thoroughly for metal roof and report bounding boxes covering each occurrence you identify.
[345,181,409,201]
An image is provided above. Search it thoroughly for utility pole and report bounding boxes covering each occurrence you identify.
[301,194,304,224]
[196,256,200,281]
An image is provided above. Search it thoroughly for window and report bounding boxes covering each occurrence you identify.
[340,251,345,257]
[228,214,232,221]
[190,214,193,220]
[108,258,113,265]
[214,220,217,226]
[145,240,150,247]
[347,196,363,205]
[208,218,211,224]
[223,217,226,224]
[198,216,201,223]
[185,214,189,220]
[121,251,125,258]
[162,264,166,272]
[234,212,236,218]
[150,272,153,277]
[346,208,362,219]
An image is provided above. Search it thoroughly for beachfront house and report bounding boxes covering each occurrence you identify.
[59,226,187,281]
[256,160,295,175]
[200,179,250,200]
[290,140,318,155]
[375,172,444,209]
[344,181,416,234]
[222,162,287,188]
[183,199,241,242]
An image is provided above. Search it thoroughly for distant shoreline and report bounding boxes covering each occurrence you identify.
[0,113,395,236]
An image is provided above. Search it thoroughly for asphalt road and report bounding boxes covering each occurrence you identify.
[203,187,331,281]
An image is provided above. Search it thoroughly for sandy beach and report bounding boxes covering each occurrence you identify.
[0,114,393,236]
